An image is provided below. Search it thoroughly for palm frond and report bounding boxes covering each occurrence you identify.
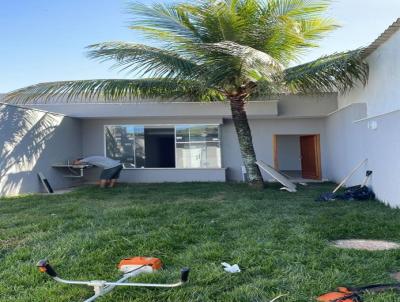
[4,79,222,104]
[198,41,283,83]
[87,42,202,79]
[267,0,331,19]
[128,0,339,68]
[128,26,192,44]
[299,18,338,43]
[254,0,337,63]
[194,0,250,42]
[128,2,202,43]
[284,49,369,93]
[205,41,283,72]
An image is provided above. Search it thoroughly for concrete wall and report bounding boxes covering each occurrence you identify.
[28,101,278,119]
[338,30,400,116]
[0,103,82,196]
[326,103,400,207]
[81,117,226,182]
[80,116,326,183]
[118,168,226,183]
[276,135,301,171]
[222,118,327,181]
[28,93,337,119]
[325,104,368,185]
[329,29,400,207]
[277,94,338,117]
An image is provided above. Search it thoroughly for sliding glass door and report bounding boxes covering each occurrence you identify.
[144,127,175,168]
[105,124,221,168]
[175,125,221,168]
[105,125,144,168]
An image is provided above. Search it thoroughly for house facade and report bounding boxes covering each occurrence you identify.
[0,93,335,187]
[1,18,399,207]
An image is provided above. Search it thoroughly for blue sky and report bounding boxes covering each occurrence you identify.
[1,0,399,92]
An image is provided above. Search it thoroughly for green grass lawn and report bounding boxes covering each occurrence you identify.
[1,183,400,302]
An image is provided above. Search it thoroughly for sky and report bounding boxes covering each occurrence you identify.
[1,0,399,93]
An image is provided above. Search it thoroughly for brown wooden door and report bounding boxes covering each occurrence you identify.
[300,135,321,180]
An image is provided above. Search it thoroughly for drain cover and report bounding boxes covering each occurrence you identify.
[332,239,400,251]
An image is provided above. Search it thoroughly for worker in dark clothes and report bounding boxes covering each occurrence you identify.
[74,156,123,188]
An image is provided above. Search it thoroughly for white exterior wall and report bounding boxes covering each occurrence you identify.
[27,101,278,119]
[80,116,326,183]
[222,118,327,182]
[0,104,82,196]
[326,103,400,207]
[81,117,226,183]
[26,94,337,119]
[325,104,368,185]
[330,27,400,207]
[338,30,400,117]
[0,94,336,194]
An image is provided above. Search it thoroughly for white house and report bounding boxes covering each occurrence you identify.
[1,18,399,207]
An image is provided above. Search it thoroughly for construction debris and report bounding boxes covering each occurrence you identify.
[256,161,297,192]
[221,262,241,273]
[316,160,373,201]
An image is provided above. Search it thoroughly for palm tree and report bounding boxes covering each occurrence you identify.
[5,0,369,186]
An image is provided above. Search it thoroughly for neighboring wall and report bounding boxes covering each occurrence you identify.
[326,103,400,207]
[338,30,400,116]
[0,103,82,196]
[329,26,400,207]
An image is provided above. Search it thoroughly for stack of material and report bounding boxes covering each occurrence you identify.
[316,159,374,202]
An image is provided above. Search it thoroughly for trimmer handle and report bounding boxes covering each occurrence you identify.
[37,259,58,277]
[180,268,190,283]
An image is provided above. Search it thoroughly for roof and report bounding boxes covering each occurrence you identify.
[0,102,67,117]
[363,18,400,58]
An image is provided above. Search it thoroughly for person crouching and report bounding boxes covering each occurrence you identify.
[74,156,123,188]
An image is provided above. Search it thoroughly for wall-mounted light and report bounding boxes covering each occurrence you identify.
[368,120,378,130]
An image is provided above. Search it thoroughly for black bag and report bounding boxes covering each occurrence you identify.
[338,186,375,201]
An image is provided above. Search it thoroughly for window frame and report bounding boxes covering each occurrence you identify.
[174,125,222,168]
[104,125,139,168]
[104,124,222,169]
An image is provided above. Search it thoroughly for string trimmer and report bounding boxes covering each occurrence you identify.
[317,283,400,302]
[37,257,190,302]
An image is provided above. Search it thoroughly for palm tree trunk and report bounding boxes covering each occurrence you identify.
[229,96,263,186]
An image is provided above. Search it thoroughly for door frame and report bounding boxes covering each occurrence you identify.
[272,134,322,180]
